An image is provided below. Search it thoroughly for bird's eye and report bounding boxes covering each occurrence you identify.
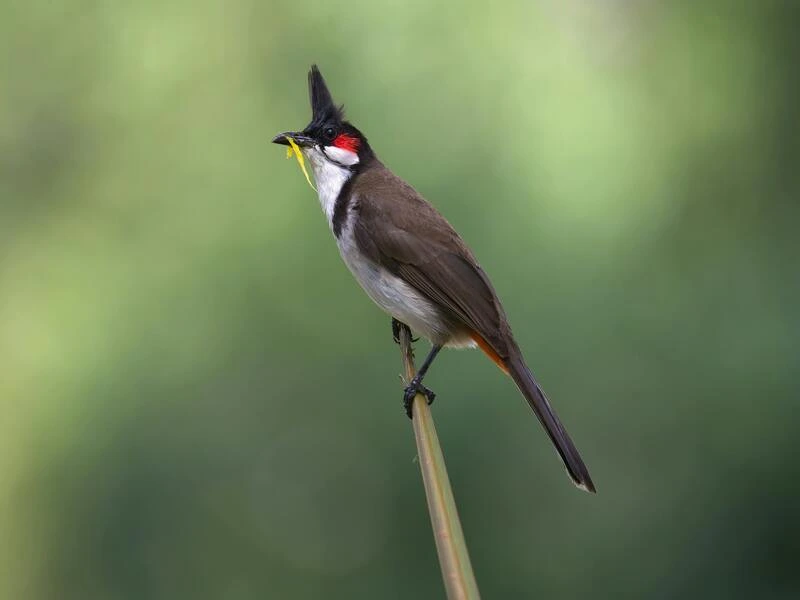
[323,127,336,141]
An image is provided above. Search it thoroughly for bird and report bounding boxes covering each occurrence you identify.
[273,65,595,492]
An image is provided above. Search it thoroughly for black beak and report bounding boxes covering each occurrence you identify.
[272,131,316,147]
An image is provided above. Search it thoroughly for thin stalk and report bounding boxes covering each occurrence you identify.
[399,326,481,600]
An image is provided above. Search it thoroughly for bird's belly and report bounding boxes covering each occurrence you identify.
[336,238,465,346]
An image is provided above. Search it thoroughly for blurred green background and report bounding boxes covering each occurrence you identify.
[2,1,798,598]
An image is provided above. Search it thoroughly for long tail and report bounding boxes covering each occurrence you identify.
[505,352,595,493]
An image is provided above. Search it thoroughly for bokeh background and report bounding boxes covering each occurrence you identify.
[2,1,798,598]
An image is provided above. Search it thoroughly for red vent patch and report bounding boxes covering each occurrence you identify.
[333,134,359,153]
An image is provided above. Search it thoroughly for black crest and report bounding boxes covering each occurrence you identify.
[308,65,344,126]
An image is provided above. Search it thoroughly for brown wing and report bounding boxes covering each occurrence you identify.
[351,167,595,491]
[351,166,512,357]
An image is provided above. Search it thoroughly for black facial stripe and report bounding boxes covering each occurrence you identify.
[332,169,359,239]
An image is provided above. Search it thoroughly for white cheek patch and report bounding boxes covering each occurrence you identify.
[324,145,360,166]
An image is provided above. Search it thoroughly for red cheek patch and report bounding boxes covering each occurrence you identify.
[333,134,360,153]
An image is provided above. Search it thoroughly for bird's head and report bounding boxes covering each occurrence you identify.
[272,65,372,170]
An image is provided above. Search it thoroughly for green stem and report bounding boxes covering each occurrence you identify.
[399,327,481,600]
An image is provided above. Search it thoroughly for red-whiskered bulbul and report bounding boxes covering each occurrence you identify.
[273,66,595,492]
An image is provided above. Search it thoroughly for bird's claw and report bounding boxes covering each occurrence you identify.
[403,378,436,418]
[392,318,418,345]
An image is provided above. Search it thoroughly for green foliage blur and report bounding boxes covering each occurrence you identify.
[2,1,798,598]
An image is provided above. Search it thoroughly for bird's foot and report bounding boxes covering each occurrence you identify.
[403,377,436,418]
[391,318,418,344]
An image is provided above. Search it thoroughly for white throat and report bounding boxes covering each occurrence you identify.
[303,146,359,226]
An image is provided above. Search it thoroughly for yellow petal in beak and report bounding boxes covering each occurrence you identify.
[285,136,316,191]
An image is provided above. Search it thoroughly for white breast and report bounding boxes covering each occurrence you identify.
[336,210,454,344]
[304,146,352,224]
[303,146,473,347]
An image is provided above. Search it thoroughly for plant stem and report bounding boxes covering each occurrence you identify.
[398,326,481,600]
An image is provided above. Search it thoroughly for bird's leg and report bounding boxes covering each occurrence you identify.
[403,344,442,418]
[391,318,418,344]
